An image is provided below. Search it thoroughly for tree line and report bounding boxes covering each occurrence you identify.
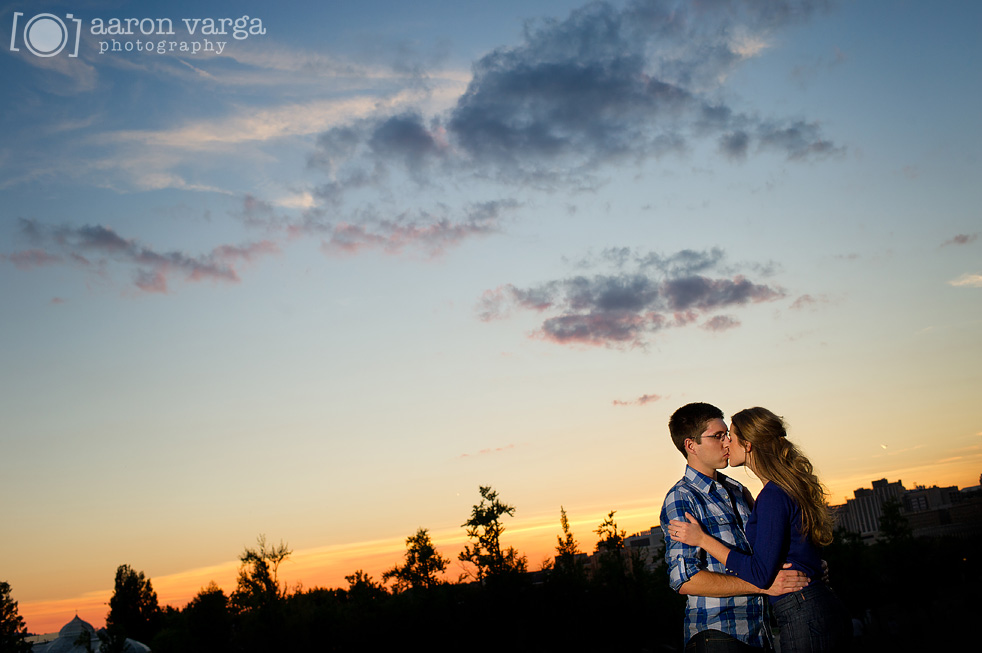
[2,489,977,651]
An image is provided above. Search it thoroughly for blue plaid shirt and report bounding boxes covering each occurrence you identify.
[660,465,765,647]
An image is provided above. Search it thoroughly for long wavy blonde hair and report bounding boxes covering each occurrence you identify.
[730,407,834,547]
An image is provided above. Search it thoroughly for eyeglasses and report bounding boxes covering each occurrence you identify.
[700,430,729,443]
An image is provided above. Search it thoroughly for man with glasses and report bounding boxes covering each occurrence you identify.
[660,402,808,652]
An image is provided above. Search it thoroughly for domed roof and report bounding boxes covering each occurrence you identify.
[58,615,96,640]
[32,616,151,653]
[31,616,100,653]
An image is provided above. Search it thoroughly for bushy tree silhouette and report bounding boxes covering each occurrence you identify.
[106,564,160,645]
[459,485,527,582]
[593,510,625,552]
[184,582,232,653]
[382,527,449,592]
[344,570,388,603]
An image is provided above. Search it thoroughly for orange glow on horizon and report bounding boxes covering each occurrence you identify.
[18,505,663,635]
[19,462,978,636]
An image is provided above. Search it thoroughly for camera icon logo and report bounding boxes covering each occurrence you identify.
[9,12,81,58]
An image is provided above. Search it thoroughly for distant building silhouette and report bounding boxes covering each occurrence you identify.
[832,478,906,539]
[903,484,958,513]
[831,477,982,541]
[623,526,665,572]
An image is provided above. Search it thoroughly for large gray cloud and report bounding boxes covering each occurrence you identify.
[310,0,840,196]
[292,1,844,266]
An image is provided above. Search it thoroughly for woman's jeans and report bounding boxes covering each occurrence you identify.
[772,583,850,652]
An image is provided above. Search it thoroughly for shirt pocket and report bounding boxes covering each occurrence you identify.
[703,512,741,545]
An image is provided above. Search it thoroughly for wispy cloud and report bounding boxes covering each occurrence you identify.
[319,200,517,258]
[790,293,830,310]
[942,233,978,247]
[4,36,460,195]
[7,46,99,94]
[212,43,471,96]
[478,247,786,348]
[3,249,63,269]
[107,93,422,150]
[231,194,519,258]
[11,219,280,294]
[948,273,982,288]
[459,443,517,458]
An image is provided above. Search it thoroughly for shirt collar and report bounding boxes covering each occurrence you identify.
[684,464,733,495]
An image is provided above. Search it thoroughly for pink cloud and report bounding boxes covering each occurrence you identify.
[476,286,512,322]
[612,393,662,407]
[942,233,978,247]
[459,443,517,458]
[322,217,495,258]
[13,219,281,295]
[6,249,62,269]
[790,293,831,310]
[702,315,740,331]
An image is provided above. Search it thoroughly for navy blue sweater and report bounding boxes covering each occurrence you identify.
[724,482,823,603]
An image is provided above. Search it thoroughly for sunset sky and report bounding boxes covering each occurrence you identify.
[2,0,980,635]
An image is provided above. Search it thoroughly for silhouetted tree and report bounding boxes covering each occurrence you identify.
[594,510,625,552]
[344,570,388,602]
[0,581,31,653]
[459,485,527,582]
[231,536,292,653]
[231,534,292,613]
[106,564,160,645]
[553,506,585,583]
[382,527,450,592]
[145,605,189,653]
[184,582,232,653]
[592,511,629,589]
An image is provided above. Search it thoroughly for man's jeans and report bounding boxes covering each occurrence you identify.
[685,630,763,652]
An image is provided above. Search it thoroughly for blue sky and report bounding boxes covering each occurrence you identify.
[2,0,980,632]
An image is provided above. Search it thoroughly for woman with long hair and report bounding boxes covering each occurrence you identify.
[669,407,850,652]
